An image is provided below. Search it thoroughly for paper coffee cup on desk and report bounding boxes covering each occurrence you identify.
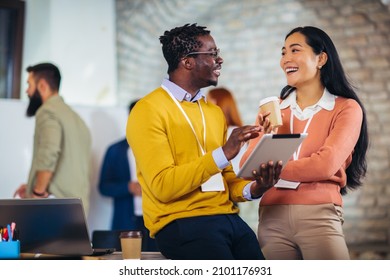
[259,96,283,127]
[120,230,143,259]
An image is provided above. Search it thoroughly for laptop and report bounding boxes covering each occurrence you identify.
[0,198,114,257]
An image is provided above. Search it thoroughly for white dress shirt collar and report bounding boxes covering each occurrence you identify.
[161,78,206,102]
[280,88,336,120]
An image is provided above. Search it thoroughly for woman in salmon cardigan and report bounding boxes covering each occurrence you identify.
[240,26,368,260]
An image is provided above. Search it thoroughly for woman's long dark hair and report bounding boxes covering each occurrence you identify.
[281,26,369,195]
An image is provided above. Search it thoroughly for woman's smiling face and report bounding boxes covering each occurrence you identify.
[280,32,322,88]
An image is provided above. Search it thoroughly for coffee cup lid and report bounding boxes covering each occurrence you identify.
[259,96,279,107]
[120,231,143,238]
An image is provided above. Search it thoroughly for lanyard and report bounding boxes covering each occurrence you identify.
[290,112,313,160]
[162,85,207,155]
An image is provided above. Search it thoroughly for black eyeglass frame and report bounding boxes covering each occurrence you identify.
[183,48,220,59]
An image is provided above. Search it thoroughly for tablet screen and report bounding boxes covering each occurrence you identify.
[237,133,308,179]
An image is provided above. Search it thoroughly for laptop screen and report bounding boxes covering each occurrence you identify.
[0,198,93,256]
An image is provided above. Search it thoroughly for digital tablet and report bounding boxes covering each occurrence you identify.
[237,133,308,179]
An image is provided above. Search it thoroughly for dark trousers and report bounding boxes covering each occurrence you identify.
[155,214,264,260]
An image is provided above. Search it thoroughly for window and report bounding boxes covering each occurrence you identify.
[0,0,25,99]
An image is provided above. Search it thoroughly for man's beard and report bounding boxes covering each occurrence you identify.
[26,89,43,117]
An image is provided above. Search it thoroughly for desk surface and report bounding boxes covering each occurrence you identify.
[83,251,167,260]
[21,251,167,260]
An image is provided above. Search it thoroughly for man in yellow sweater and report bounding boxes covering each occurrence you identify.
[126,23,282,260]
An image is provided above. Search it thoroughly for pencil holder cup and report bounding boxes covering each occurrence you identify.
[0,240,20,259]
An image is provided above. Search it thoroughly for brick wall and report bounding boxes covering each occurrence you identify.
[116,0,390,259]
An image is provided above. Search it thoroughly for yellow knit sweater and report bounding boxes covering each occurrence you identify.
[126,87,251,237]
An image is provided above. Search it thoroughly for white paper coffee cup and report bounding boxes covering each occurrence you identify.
[120,231,143,259]
[259,96,283,127]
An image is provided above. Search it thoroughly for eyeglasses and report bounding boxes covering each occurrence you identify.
[183,48,220,59]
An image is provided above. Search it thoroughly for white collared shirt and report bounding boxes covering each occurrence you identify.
[161,78,206,102]
[280,88,336,120]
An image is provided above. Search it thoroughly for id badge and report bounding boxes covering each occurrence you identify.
[274,179,300,189]
[201,173,225,192]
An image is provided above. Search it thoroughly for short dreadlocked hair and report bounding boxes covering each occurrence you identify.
[159,23,210,74]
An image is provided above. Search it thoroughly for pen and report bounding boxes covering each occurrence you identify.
[7,224,12,242]
[11,222,16,239]
[2,227,8,241]
[12,229,19,241]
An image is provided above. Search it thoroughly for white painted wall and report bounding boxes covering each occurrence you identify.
[21,0,117,106]
[6,0,120,235]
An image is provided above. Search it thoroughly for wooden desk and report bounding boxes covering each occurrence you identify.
[21,251,167,260]
[83,251,167,260]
